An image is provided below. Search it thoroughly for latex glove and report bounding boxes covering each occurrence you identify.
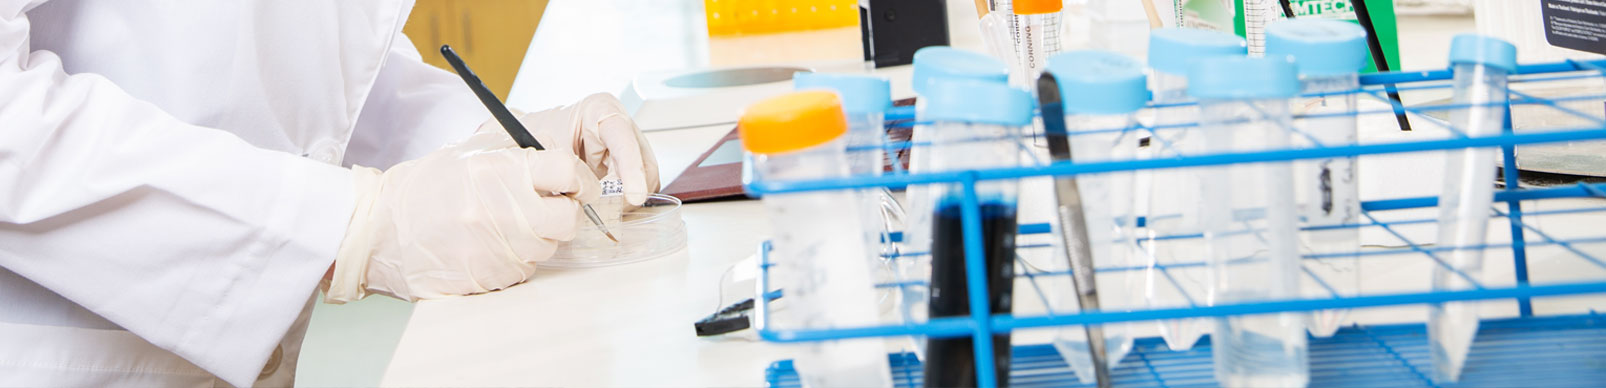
[324,127,600,303]
[519,93,660,205]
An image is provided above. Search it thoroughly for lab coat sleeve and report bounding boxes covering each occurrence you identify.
[345,33,491,168]
[0,2,354,386]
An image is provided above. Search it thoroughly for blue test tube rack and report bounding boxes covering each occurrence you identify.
[747,58,1606,388]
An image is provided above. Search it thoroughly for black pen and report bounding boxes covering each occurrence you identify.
[440,45,618,243]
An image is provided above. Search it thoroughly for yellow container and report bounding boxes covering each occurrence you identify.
[705,0,859,36]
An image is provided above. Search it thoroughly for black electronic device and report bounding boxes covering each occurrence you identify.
[860,0,950,68]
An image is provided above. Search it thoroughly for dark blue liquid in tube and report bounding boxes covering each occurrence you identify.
[924,200,1017,388]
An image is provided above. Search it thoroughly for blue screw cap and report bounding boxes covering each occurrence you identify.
[793,72,893,115]
[1449,34,1518,73]
[923,78,1034,127]
[1187,56,1300,100]
[1266,19,1369,77]
[1045,50,1150,115]
[911,46,1010,95]
[1148,28,1247,75]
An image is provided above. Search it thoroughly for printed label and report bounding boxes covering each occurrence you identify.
[1542,0,1606,55]
[1291,0,1358,19]
[601,178,625,196]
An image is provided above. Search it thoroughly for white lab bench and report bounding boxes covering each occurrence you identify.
[373,1,1606,386]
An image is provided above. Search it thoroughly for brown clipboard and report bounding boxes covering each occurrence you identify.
[661,98,915,203]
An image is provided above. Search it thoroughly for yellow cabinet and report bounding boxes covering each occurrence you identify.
[405,0,548,98]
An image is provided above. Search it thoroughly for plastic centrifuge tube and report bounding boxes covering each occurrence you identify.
[739,91,892,388]
[904,47,1012,360]
[792,72,903,323]
[1243,0,1284,56]
[1188,56,1308,388]
[1430,34,1517,384]
[1142,28,1246,351]
[1042,50,1150,385]
[1008,0,1064,86]
[920,78,1034,388]
[993,0,1016,59]
[1087,0,1155,60]
[1266,19,1369,338]
[977,4,1020,73]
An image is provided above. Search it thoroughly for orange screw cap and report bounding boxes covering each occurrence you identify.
[738,91,849,155]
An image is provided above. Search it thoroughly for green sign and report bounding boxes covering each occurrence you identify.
[1233,0,1401,73]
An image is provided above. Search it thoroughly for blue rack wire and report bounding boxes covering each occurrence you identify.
[766,314,1606,387]
[746,58,1606,387]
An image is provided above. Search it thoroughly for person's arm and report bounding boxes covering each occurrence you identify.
[0,2,352,385]
[344,33,489,169]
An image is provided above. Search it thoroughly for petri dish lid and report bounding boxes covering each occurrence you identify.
[545,194,688,269]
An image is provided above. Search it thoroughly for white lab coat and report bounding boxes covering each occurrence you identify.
[0,0,490,386]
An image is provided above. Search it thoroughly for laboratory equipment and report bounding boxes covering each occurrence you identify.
[921,78,1034,388]
[1037,50,1151,387]
[792,72,893,228]
[909,47,1013,93]
[904,47,1013,355]
[754,53,1606,388]
[1242,0,1286,56]
[1087,0,1156,60]
[439,45,617,242]
[619,66,812,131]
[859,0,952,67]
[1265,19,1369,338]
[1187,55,1306,388]
[547,194,687,268]
[792,72,902,314]
[977,8,1019,74]
[768,314,1606,387]
[790,74,892,179]
[739,91,893,388]
[1142,28,1245,351]
[1430,34,1517,384]
[1146,28,1245,108]
[1037,77,1109,388]
[1006,0,1063,86]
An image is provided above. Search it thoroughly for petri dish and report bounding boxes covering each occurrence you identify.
[545,194,688,269]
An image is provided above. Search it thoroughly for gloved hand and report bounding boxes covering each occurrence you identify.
[518,93,660,205]
[324,126,600,303]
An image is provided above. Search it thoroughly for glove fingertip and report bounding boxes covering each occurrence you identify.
[624,190,648,206]
[573,162,603,204]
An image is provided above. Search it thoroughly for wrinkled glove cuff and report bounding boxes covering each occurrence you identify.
[324,166,384,304]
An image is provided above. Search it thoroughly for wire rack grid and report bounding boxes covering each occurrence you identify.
[747,58,1606,387]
